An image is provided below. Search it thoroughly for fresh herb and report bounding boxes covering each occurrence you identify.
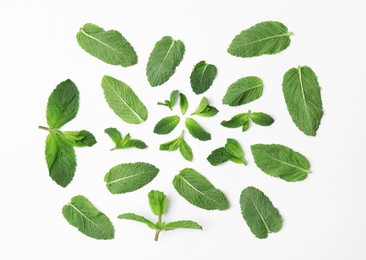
[222,76,263,106]
[172,168,229,210]
[191,97,218,117]
[146,36,185,86]
[159,131,193,161]
[190,61,217,94]
[221,110,274,131]
[105,127,147,150]
[240,186,282,239]
[77,23,137,67]
[118,190,202,241]
[157,90,179,110]
[185,118,211,141]
[101,75,148,124]
[153,115,180,135]
[104,162,160,194]
[62,195,115,240]
[179,93,189,115]
[228,21,292,58]
[207,138,247,166]
[282,66,323,136]
[251,144,311,182]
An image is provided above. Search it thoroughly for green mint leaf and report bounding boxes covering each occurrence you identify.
[105,127,147,150]
[159,135,182,151]
[179,93,189,115]
[207,147,231,166]
[282,66,323,136]
[125,139,148,149]
[179,139,193,162]
[46,79,79,129]
[159,131,192,161]
[169,90,179,108]
[104,127,123,145]
[221,113,249,128]
[185,118,211,141]
[153,115,180,135]
[228,21,292,58]
[146,36,185,86]
[190,61,217,94]
[196,106,219,117]
[163,220,202,231]
[45,133,76,187]
[240,186,282,239]
[148,190,167,217]
[62,130,97,147]
[76,23,137,67]
[225,138,247,165]
[191,97,209,115]
[101,75,148,124]
[251,144,311,182]
[62,195,115,240]
[223,76,263,106]
[118,213,157,229]
[172,168,229,210]
[104,162,160,194]
[250,112,274,126]
[221,111,274,131]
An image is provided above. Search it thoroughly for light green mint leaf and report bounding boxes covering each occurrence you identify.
[153,115,180,135]
[221,111,273,131]
[251,144,311,182]
[190,61,217,94]
[179,139,193,162]
[157,90,179,110]
[101,75,148,124]
[105,127,147,150]
[163,220,202,231]
[172,168,229,210]
[250,112,274,126]
[159,131,193,161]
[192,97,208,115]
[225,138,247,165]
[191,97,218,117]
[282,66,323,136]
[185,118,211,141]
[62,130,97,147]
[46,79,79,130]
[179,93,188,115]
[228,21,292,58]
[148,190,167,217]
[118,213,157,229]
[45,133,76,187]
[76,23,137,67]
[207,147,231,166]
[222,76,263,106]
[104,127,123,144]
[62,195,115,240]
[240,186,282,239]
[146,36,185,86]
[159,135,182,151]
[104,162,159,194]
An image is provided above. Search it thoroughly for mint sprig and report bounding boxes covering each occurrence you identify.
[105,127,147,150]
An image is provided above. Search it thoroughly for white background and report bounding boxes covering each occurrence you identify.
[1,0,366,259]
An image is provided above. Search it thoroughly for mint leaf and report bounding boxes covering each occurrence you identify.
[104,162,159,194]
[179,93,188,115]
[251,144,311,182]
[282,66,323,136]
[222,76,263,106]
[148,190,167,217]
[104,127,123,144]
[105,127,147,150]
[77,23,137,67]
[179,139,193,162]
[157,90,179,110]
[185,118,211,141]
[191,97,218,117]
[228,21,292,58]
[225,138,247,165]
[159,131,193,161]
[101,75,148,124]
[46,79,79,129]
[146,36,185,86]
[159,135,182,151]
[190,61,217,94]
[118,213,157,229]
[172,168,229,210]
[45,133,76,187]
[207,147,231,166]
[250,112,274,126]
[163,220,202,231]
[62,195,115,240]
[221,111,274,131]
[62,130,97,147]
[153,115,180,135]
[240,187,282,239]
[124,139,148,149]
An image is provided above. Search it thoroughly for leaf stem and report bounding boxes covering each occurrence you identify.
[154,215,163,241]
[38,125,50,131]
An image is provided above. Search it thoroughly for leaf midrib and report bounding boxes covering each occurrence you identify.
[249,195,271,234]
[68,203,104,231]
[297,67,312,127]
[260,151,310,173]
[151,40,176,83]
[234,32,291,49]
[106,171,150,185]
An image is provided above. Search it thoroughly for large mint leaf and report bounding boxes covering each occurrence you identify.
[62,195,115,240]
[190,61,217,94]
[146,36,185,86]
[282,66,323,136]
[46,79,79,130]
[77,23,137,67]
[240,186,282,239]
[251,144,311,182]
[228,21,292,58]
[104,162,159,194]
[172,168,229,210]
[101,75,148,124]
[222,76,263,106]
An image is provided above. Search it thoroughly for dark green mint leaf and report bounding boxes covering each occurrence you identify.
[221,111,273,131]
[250,112,274,126]
[190,61,217,94]
[222,76,263,106]
[207,147,231,166]
[185,118,211,141]
[153,115,180,135]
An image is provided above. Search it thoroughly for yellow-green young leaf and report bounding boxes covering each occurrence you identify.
[45,133,76,187]
[222,76,263,106]
[179,93,189,115]
[228,21,292,58]
[282,66,323,136]
[104,127,123,145]
[105,127,147,150]
[62,195,115,240]
[104,162,159,194]
[46,79,79,130]
[190,61,217,94]
[146,36,185,86]
[62,130,97,147]
[153,115,180,135]
[240,187,282,239]
[185,118,211,141]
[148,190,167,217]
[101,75,148,124]
[251,144,311,182]
[172,168,229,210]
[77,23,137,67]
